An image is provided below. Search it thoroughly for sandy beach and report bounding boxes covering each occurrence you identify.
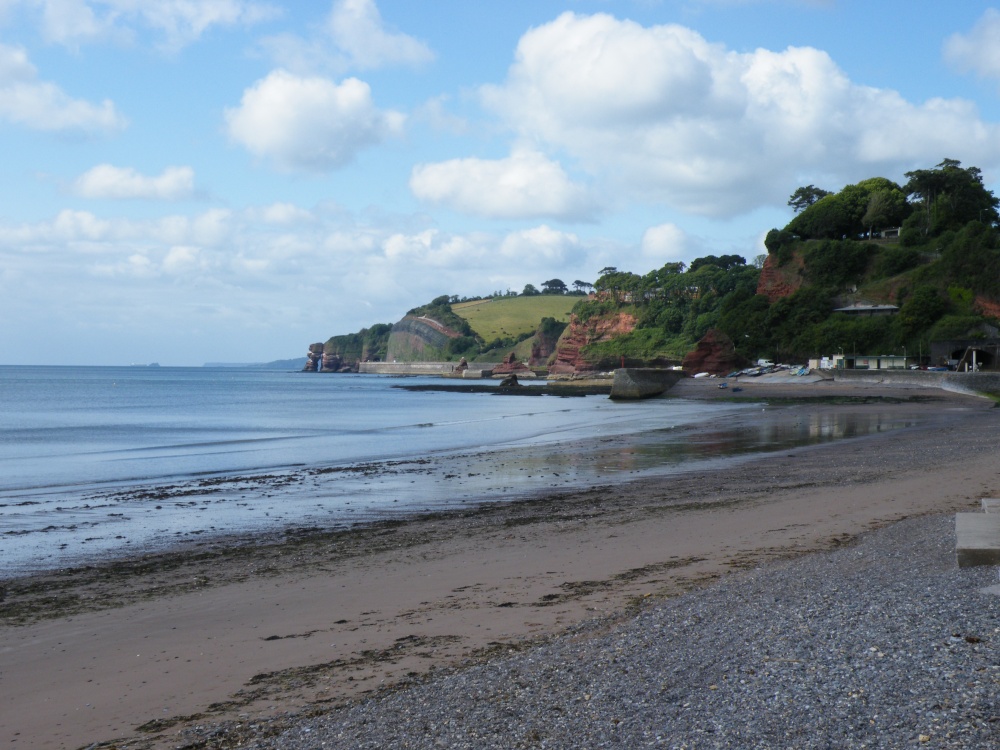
[2,377,999,749]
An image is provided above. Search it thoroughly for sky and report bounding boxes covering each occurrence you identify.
[5,1,1000,365]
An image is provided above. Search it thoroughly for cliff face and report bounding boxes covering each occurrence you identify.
[528,323,564,366]
[681,329,746,376]
[385,315,463,362]
[549,312,637,374]
[975,296,1000,319]
[756,252,805,303]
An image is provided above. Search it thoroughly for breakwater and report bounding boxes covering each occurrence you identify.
[610,368,683,399]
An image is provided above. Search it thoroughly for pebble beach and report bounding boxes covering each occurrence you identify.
[246,514,1000,750]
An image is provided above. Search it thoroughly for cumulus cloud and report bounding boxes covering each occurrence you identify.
[498,225,580,266]
[225,70,404,172]
[944,9,1000,81]
[0,42,125,134]
[327,0,433,69]
[641,223,689,260]
[259,0,433,74]
[73,164,194,199]
[410,148,597,221]
[20,0,280,49]
[251,202,315,224]
[481,12,1000,217]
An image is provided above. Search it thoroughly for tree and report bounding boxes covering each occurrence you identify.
[572,279,594,294]
[788,185,832,213]
[522,283,540,296]
[862,188,908,238]
[904,159,999,236]
[541,278,568,294]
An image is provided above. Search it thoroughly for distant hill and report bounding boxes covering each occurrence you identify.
[453,295,577,343]
[204,357,308,369]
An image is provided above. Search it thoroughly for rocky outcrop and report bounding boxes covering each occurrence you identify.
[975,296,1000,320]
[528,320,566,366]
[385,316,463,362]
[549,312,638,374]
[681,329,746,376]
[491,352,531,376]
[756,252,805,303]
[322,352,356,372]
[303,343,324,372]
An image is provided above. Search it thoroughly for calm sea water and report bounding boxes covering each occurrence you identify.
[0,366,917,575]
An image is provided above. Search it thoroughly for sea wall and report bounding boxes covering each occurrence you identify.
[610,368,684,399]
[359,362,498,376]
[833,369,1000,397]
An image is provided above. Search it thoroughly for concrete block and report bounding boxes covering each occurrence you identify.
[610,368,682,399]
[956,513,1000,567]
[982,498,1000,513]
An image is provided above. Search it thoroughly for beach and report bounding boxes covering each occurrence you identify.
[2,378,999,748]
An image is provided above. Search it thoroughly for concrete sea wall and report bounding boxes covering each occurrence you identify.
[833,369,1000,397]
[359,362,498,376]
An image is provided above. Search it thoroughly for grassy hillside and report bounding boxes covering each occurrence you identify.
[453,296,578,341]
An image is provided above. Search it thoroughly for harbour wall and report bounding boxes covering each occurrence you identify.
[833,368,1000,397]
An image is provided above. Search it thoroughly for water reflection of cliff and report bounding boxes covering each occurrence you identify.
[506,410,918,479]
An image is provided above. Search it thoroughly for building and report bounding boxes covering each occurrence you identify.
[831,353,907,370]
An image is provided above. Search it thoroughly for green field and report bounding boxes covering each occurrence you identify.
[453,296,579,340]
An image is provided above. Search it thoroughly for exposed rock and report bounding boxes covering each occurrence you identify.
[681,329,746,376]
[549,312,638,374]
[529,321,565,366]
[498,374,521,387]
[454,357,469,372]
[321,352,345,372]
[975,295,1000,320]
[385,316,463,362]
[491,352,530,376]
[756,252,804,303]
[303,343,324,372]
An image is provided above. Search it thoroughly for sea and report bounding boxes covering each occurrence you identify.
[0,366,920,576]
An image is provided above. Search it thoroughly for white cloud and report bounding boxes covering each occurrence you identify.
[498,225,580,266]
[225,70,404,172]
[410,148,597,221]
[326,0,433,69]
[162,245,205,274]
[641,223,688,260]
[22,0,281,49]
[481,12,1000,218]
[73,164,194,199]
[944,9,1000,81]
[259,0,433,74]
[0,42,125,134]
[252,202,315,224]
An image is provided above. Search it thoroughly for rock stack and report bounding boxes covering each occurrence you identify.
[303,343,324,372]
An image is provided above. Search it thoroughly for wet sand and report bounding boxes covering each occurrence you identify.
[2,378,998,749]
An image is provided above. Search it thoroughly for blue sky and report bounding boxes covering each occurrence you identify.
[4,0,1000,365]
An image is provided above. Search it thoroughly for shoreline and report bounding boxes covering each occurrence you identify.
[2,381,998,748]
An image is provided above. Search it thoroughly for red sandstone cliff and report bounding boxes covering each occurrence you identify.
[549,312,637,374]
[681,329,746,376]
[756,252,805,303]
